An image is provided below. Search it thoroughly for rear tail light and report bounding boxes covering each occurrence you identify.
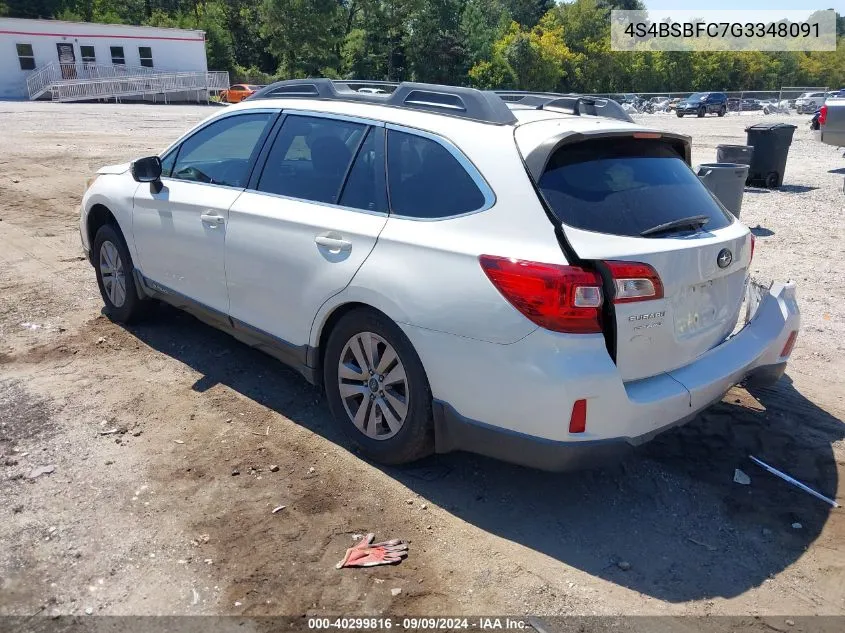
[780,330,798,357]
[569,399,587,433]
[750,233,755,264]
[819,104,828,126]
[604,261,664,303]
[479,255,603,334]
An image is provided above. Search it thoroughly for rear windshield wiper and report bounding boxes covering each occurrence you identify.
[640,214,710,237]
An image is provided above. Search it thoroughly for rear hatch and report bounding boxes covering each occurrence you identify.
[517,128,752,381]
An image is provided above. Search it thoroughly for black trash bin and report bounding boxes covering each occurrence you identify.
[745,123,797,188]
[716,144,754,166]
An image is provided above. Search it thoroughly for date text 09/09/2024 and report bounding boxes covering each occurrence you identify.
[307,617,529,630]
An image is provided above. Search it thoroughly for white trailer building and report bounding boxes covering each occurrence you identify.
[0,17,226,102]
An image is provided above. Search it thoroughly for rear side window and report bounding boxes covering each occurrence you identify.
[170,112,274,187]
[387,129,486,218]
[538,138,732,237]
[257,115,365,205]
[338,127,387,213]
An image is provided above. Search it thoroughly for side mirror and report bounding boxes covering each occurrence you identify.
[131,156,163,183]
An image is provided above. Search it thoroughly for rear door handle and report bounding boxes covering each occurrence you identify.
[315,235,352,252]
[200,211,224,227]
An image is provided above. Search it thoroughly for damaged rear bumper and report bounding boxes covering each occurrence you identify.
[432,279,800,471]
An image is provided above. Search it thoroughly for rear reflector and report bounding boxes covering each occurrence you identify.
[781,331,798,357]
[479,255,603,334]
[633,132,662,139]
[604,261,664,303]
[569,399,587,433]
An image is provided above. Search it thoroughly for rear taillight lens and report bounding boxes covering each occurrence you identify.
[569,399,587,433]
[479,255,603,334]
[819,104,828,126]
[781,330,798,357]
[604,261,664,303]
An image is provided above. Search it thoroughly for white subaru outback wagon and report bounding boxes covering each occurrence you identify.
[79,80,800,471]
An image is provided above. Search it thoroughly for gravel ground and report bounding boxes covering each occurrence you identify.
[0,102,843,622]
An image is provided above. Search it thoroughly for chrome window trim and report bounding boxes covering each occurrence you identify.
[234,189,389,218]
[278,109,386,128]
[384,122,496,222]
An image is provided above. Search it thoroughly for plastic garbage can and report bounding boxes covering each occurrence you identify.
[697,163,749,218]
[716,144,754,166]
[745,123,797,188]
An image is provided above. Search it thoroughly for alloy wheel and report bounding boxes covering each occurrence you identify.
[99,240,126,308]
[337,331,409,440]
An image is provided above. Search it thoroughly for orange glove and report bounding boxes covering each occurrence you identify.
[336,533,409,568]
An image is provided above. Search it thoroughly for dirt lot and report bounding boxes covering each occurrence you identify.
[1,102,844,619]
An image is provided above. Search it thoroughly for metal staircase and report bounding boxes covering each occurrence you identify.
[27,61,229,103]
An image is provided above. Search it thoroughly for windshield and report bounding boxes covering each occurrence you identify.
[537,138,733,238]
[686,92,707,101]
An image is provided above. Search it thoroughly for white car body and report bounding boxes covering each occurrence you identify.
[79,82,800,470]
[795,92,827,113]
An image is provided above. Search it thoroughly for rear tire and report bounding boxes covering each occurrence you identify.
[765,172,779,189]
[697,107,705,118]
[93,224,154,324]
[323,308,433,466]
[718,106,726,117]
[676,112,684,118]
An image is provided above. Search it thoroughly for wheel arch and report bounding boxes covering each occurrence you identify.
[87,203,120,252]
[313,301,394,386]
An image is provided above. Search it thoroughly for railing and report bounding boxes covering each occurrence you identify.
[26,61,229,102]
[47,70,230,102]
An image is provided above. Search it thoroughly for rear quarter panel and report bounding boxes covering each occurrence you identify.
[311,123,567,346]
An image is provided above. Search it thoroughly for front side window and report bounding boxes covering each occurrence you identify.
[256,115,366,205]
[80,45,96,63]
[386,129,486,218]
[139,46,153,67]
[538,138,732,237]
[110,46,125,65]
[170,112,274,187]
[16,44,35,70]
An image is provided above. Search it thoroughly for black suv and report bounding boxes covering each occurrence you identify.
[676,92,728,118]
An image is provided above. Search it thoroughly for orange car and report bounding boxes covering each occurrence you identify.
[220,84,263,103]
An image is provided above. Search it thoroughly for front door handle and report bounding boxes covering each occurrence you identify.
[315,235,352,252]
[200,211,224,227]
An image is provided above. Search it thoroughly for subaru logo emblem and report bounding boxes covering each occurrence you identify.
[717,248,732,269]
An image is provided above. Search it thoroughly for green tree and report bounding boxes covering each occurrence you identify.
[260,0,343,77]
[462,0,511,65]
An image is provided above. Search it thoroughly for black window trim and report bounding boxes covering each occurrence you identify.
[384,123,496,222]
[138,46,153,67]
[16,43,35,70]
[245,110,390,217]
[110,46,125,65]
[80,45,96,63]
[160,109,282,191]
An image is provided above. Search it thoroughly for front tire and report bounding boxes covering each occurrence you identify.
[323,309,433,465]
[676,112,684,118]
[93,224,153,323]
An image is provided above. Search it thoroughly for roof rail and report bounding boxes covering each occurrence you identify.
[495,91,634,124]
[247,78,518,125]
